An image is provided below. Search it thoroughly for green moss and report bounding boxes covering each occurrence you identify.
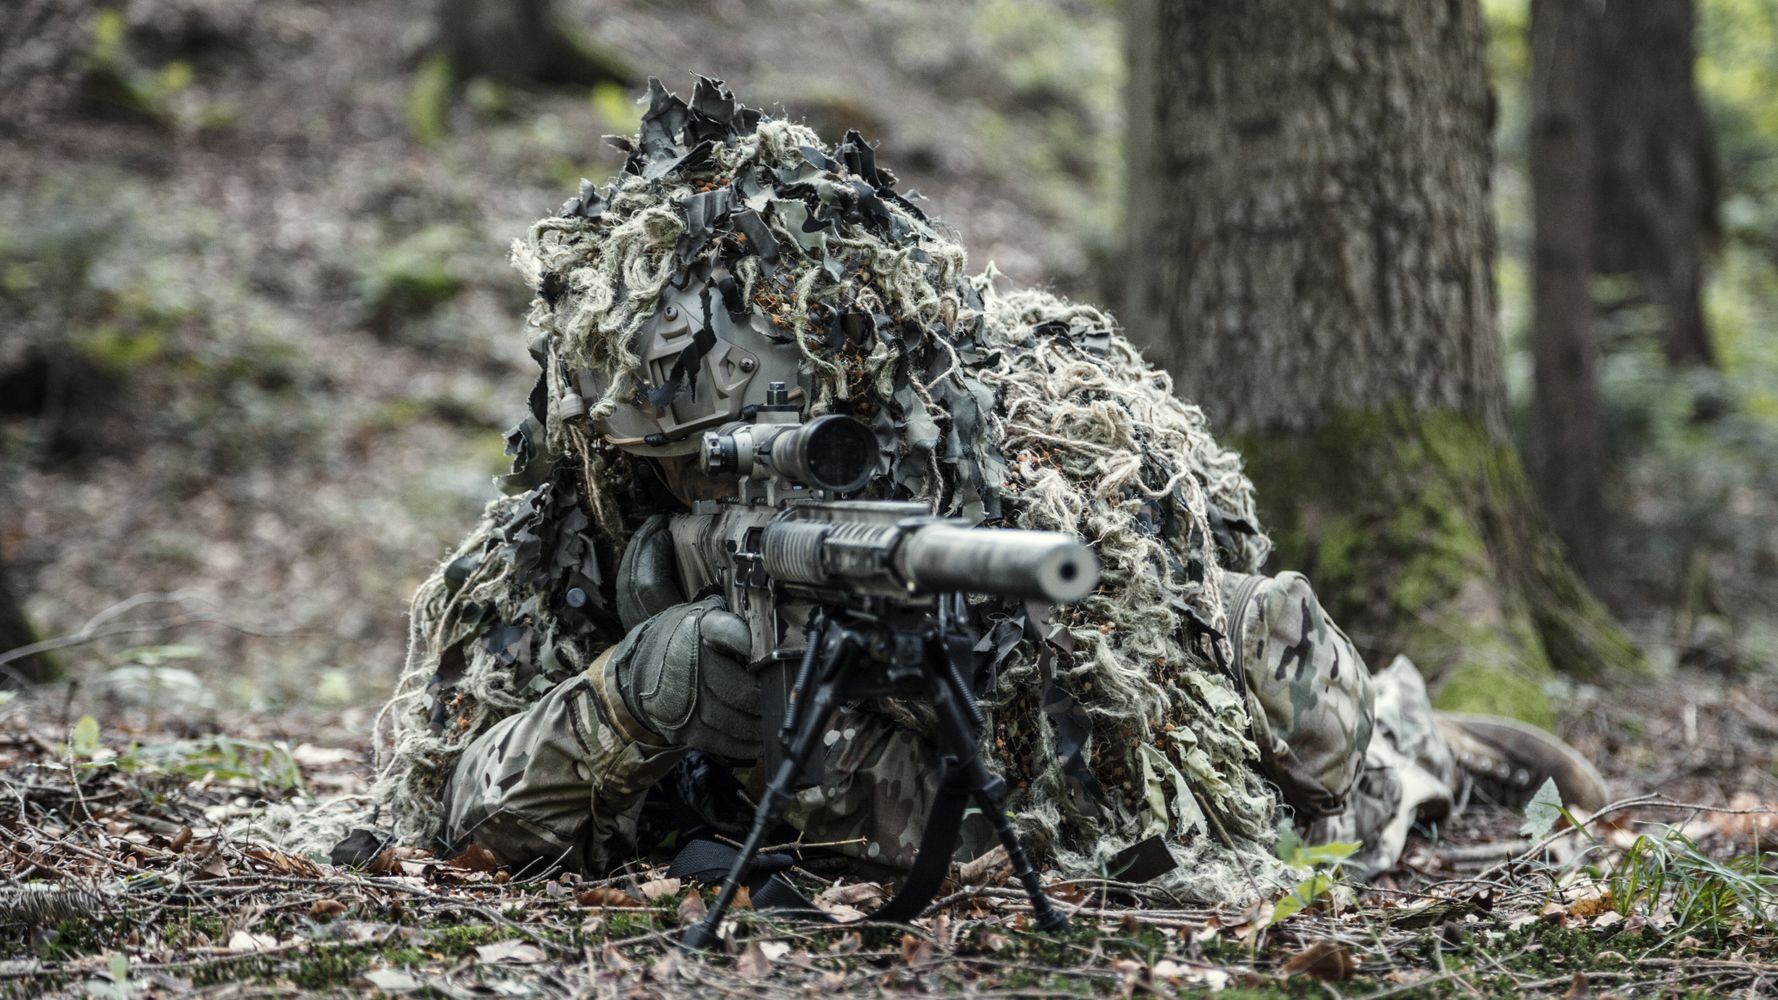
[1234,406,1641,727]
[1431,663,1556,728]
[358,224,470,336]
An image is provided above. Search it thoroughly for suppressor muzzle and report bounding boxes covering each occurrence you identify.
[760,518,1099,604]
[895,525,1098,603]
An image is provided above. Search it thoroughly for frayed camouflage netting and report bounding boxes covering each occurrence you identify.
[373,77,1286,898]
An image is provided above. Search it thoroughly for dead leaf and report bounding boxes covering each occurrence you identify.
[1049,881,1094,905]
[1151,959,1187,982]
[814,881,885,921]
[1279,940,1359,981]
[956,844,1011,887]
[475,939,546,963]
[576,887,643,908]
[1562,971,1590,1000]
[816,882,888,908]
[309,899,347,920]
[247,848,323,878]
[1153,960,1230,991]
[732,885,752,911]
[450,843,500,872]
[292,744,357,767]
[1110,958,1148,995]
[367,849,402,877]
[647,951,681,983]
[900,932,933,966]
[226,931,280,953]
[831,931,863,955]
[1566,893,1613,919]
[361,968,420,993]
[736,941,772,978]
[602,942,633,972]
[638,877,682,901]
[677,889,708,926]
[169,826,192,853]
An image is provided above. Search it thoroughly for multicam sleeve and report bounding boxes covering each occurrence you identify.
[440,646,685,874]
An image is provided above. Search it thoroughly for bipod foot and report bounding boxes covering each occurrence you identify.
[1030,900,1072,933]
[679,919,721,953]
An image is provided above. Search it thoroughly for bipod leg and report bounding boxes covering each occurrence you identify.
[680,637,852,951]
[964,755,1071,932]
[926,623,1072,934]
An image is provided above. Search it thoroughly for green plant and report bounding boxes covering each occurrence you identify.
[357,224,471,336]
[82,9,199,127]
[1267,826,1360,925]
[113,736,305,792]
[1608,827,1778,934]
[407,54,454,146]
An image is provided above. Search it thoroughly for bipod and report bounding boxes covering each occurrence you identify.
[680,598,1070,951]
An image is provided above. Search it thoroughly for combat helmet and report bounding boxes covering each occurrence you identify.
[576,264,805,458]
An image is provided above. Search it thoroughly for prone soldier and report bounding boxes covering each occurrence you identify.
[371,77,1609,905]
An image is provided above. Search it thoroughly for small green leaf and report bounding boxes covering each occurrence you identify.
[1268,872,1333,925]
[1296,840,1361,865]
[1273,822,1305,864]
[72,715,102,757]
[1520,776,1564,839]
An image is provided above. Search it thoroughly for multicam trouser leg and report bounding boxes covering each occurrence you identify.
[1306,655,1459,879]
[443,650,942,874]
[441,646,683,873]
[780,706,942,873]
[1223,571,1458,879]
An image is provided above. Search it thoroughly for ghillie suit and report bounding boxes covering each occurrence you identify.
[373,78,1288,896]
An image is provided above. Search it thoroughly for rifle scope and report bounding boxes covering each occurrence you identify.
[701,413,879,493]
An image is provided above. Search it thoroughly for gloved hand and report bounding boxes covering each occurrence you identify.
[617,514,686,632]
[612,596,761,764]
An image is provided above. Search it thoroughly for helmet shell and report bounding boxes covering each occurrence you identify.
[581,274,806,457]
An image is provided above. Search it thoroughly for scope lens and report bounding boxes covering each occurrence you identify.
[794,415,879,493]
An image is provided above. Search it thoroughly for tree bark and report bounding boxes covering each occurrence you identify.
[435,0,633,89]
[1123,0,1640,722]
[0,560,57,685]
[1590,0,1717,367]
[1530,0,1609,588]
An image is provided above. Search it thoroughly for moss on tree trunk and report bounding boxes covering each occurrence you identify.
[1236,408,1642,725]
[1123,0,1644,725]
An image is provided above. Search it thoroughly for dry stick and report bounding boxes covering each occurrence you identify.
[0,590,303,670]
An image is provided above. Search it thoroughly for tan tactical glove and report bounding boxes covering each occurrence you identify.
[611,596,762,765]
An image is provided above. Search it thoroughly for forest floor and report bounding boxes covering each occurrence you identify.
[2,669,1775,998]
[4,0,1778,996]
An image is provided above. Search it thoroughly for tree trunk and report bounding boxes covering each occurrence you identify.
[1530,0,1609,588]
[1123,0,1640,724]
[1591,0,1717,368]
[0,561,57,685]
[435,0,633,89]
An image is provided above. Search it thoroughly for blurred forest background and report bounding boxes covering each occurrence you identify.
[2,0,1777,723]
